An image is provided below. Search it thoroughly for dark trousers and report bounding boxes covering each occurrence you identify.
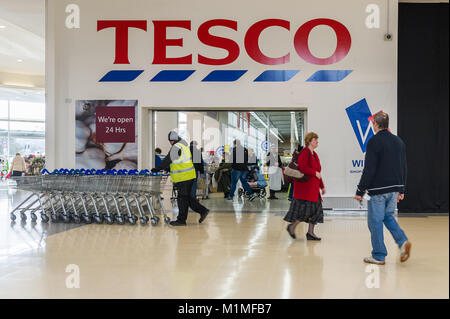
[12,171,23,176]
[175,179,208,223]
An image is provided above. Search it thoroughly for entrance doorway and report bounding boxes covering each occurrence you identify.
[151,110,306,198]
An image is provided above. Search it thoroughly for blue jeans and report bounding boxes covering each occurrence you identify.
[229,170,253,197]
[367,192,408,262]
[191,171,199,198]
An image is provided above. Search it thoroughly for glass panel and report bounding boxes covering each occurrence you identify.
[9,101,45,121]
[0,100,8,119]
[0,136,7,157]
[0,120,8,132]
[0,88,46,172]
[9,136,45,158]
[10,121,45,133]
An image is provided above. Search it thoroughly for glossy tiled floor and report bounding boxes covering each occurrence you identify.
[0,184,448,299]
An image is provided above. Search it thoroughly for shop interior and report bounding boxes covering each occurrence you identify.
[153,110,306,199]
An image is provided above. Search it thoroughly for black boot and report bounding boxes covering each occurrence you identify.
[268,190,278,199]
[169,220,187,226]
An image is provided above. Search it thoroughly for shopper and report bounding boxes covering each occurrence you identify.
[284,132,325,241]
[11,153,27,177]
[266,145,283,199]
[214,152,232,198]
[354,112,411,265]
[287,144,303,201]
[190,141,205,198]
[151,131,209,226]
[248,148,258,166]
[227,139,257,201]
[154,148,163,168]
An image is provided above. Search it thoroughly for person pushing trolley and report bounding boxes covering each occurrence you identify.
[152,131,209,226]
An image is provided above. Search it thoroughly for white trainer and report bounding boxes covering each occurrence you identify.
[363,256,386,265]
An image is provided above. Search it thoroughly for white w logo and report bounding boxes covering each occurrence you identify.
[356,120,374,146]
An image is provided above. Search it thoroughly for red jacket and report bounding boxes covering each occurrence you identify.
[293,148,324,203]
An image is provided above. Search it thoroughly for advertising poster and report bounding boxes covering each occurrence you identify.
[75,100,138,170]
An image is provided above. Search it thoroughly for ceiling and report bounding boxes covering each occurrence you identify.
[0,0,45,75]
[248,111,304,142]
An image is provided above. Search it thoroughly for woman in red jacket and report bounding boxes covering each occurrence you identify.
[284,132,326,240]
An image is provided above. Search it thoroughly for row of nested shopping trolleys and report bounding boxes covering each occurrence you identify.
[9,169,171,226]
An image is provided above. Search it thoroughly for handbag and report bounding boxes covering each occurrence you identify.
[284,149,310,182]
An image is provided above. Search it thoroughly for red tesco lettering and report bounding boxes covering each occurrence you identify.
[97,18,351,66]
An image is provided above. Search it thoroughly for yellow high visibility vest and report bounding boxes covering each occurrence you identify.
[169,142,196,183]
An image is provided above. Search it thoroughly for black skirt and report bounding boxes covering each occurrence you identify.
[283,198,324,224]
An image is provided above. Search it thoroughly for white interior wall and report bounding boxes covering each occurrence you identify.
[46,0,398,197]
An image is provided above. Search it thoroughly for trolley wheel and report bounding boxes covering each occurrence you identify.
[20,212,27,221]
[94,215,103,224]
[164,216,171,224]
[150,217,158,226]
[153,216,159,223]
[140,218,148,226]
[41,215,49,223]
[81,214,91,224]
[104,215,113,225]
[115,215,125,225]
[31,213,38,221]
[62,216,70,223]
[10,213,16,221]
[128,216,136,225]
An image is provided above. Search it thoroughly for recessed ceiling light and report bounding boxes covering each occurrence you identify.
[17,59,23,62]
[0,25,6,29]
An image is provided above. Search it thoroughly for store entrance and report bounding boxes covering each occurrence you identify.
[151,110,306,199]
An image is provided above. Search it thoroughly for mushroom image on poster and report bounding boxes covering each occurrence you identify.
[75,100,138,170]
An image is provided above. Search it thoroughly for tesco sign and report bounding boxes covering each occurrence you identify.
[98,18,351,65]
[97,18,352,82]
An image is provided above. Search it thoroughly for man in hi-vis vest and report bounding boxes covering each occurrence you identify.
[152,131,209,226]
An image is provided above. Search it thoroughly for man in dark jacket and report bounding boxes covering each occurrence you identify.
[227,139,257,201]
[354,112,411,265]
[190,140,205,198]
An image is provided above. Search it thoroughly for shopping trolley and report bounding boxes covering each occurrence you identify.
[9,169,172,226]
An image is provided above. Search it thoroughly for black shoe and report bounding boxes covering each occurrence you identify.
[306,232,321,241]
[199,209,209,223]
[287,224,296,239]
[226,196,233,200]
[169,221,186,227]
